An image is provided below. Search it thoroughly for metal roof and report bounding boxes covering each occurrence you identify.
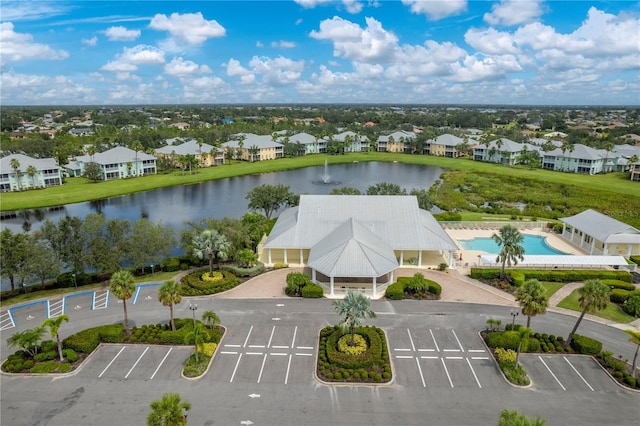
[307,218,398,277]
[264,195,458,251]
[561,209,640,243]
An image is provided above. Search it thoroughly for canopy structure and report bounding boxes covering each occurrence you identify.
[478,254,631,270]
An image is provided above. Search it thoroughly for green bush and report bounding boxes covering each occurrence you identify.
[570,334,602,355]
[602,280,636,291]
[273,263,289,269]
[285,272,310,297]
[180,270,241,296]
[162,257,181,272]
[63,323,124,353]
[301,283,324,298]
[40,340,57,353]
[62,349,78,362]
[30,361,59,374]
[428,281,442,295]
[485,331,521,351]
[623,294,640,317]
[385,282,404,300]
[610,288,637,304]
[220,262,265,277]
[470,268,633,283]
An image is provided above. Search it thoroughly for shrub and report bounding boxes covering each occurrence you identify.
[285,272,310,297]
[570,334,602,355]
[428,281,442,296]
[494,347,516,364]
[485,331,521,351]
[40,340,57,353]
[301,283,324,298]
[385,282,404,300]
[62,349,78,362]
[220,262,265,277]
[623,294,640,317]
[602,280,636,291]
[273,263,289,269]
[337,334,368,356]
[437,263,448,271]
[162,257,181,272]
[624,374,636,388]
[63,323,124,353]
[30,361,59,374]
[180,270,241,296]
[610,288,637,304]
[57,363,71,373]
[200,343,217,357]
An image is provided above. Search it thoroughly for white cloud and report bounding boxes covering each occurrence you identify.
[82,36,98,46]
[484,0,544,26]
[256,41,264,48]
[0,1,70,21]
[164,57,212,77]
[0,22,69,61]
[342,0,363,14]
[294,0,363,14]
[310,16,399,63]
[101,44,165,72]
[271,40,296,49]
[0,69,95,104]
[401,0,467,20]
[104,25,141,41]
[249,56,305,86]
[149,12,226,50]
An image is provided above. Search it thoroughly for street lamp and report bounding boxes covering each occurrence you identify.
[72,273,77,289]
[189,303,198,329]
[150,264,154,275]
[510,308,519,329]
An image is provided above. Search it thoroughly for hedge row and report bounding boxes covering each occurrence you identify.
[322,326,385,370]
[484,330,602,356]
[220,262,265,278]
[158,318,221,345]
[180,270,241,296]
[63,323,125,353]
[470,268,632,286]
[385,275,442,300]
[301,283,324,298]
[601,280,637,291]
[610,289,640,304]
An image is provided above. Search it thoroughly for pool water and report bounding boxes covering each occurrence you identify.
[458,235,569,255]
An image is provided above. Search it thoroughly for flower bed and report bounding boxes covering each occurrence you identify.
[180,270,241,296]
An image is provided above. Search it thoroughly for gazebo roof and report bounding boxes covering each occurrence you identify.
[307,218,398,278]
[560,209,640,243]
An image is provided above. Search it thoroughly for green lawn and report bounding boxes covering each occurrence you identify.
[557,288,636,324]
[539,282,564,300]
[2,152,638,211]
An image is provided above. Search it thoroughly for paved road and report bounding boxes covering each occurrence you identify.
[1,297,639,426]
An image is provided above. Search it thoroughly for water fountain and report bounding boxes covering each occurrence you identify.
[320,159,331,184]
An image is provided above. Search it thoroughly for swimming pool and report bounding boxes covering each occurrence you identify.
[458,235,569,255]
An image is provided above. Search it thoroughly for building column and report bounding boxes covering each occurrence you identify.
[312,269,316,283]
[330,276,334,296]
[389,270,394,283]
[590,239,595,255]
[400,251,404,266]
[372,276,377,298]
[603,243,609,256]
[268,249,272,265]
[299,249,304,265]
[284,249,288,264]
[418,251,422,267]
[627,245,633,259]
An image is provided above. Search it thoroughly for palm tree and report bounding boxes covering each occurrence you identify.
[147,393,191,426]
[248,145,259,162]
[7,327,46,357]
[491,225,525,279]
[41,314,70,362]
[499,409,546,426]
[625,329,640,378]
[333,291,376,346]
[514,279,548,328]
[110,270,136,333]
[201,310,220,329]
[184,322,209,362]
[158,280,181,331]
[565,279,611,347]
[514,326,532,369]
[26,165,38,188]
[10,158,21,190]
[192,229,229,276]
[131,140,143,176]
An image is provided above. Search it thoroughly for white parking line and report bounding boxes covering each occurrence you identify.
[429,329,440,352]
[415,357,426,387]
[267,325,276,348]
[451,329,464,352]
[0,311,15,331]
[407,329,416,351]
[394,348,411,352]
[230,353,243,382]
[221,351,238,355]
[468,349,485,353]
[445,356,463,360]
[466,358,482,388]
[257,354,268,383]
[295,353,313,357]
[396,355,414,359]
[99,346,126,378]
[539,356,566,391]
[440,358,454,388]
[297,346,313,350]
[243,326,254,348]
[418,348,436,352]
[564,356,594,391]
[150,348,173,380]
[248,345,265,348]
[273,345,289,349]
[270,353,288,356]
[225,344,241,348]
[471,357,490,360]
[285,354,292,384]
[290,326,298,349]
[246,352,263,355]
[420,356,439,359]
[125,346,149,379]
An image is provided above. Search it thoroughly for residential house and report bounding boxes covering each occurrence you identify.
[67,146,157,180]
[155,139,224,167]
[68,128,94,136]
[427,134,470,158]
[541,144,616,174]
[376,131,416,153]
[473,138,533,165]
[630,161,640,181]
[283,132,325,155]
[330,131,369,153]
[0,154,63,192]
[222,133,283,162]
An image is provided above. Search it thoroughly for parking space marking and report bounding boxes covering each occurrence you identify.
[468,349,485,353]
[295,353,313,357]
[297,346,313,350]
[149,348,173,380]
[272,345,289,349]
[230,353,243,382]
[451,330,464,352]
[99,346,126,378]
[440,358,454,388]
[416,358,426,387]
[429,329,440,352]
[125,346,149,379]
[92,291,109,310]
[285,354,293,384]
[407,329,416,351]
[221,351,238,355]
[257,354,268,383]
[243,326,254,347]
[48,299,64,318]
[267,326,276,348]
[466,358,482,388]
[290,326,298,349]
[0,310,16,331]
[564,357,594,391]
[225,344,241,348]
[538,356,566,391]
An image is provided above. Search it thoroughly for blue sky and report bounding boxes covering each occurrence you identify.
[1,0,639,105]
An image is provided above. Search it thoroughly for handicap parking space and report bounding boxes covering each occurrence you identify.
[521,354,619,392]
[77,344,191,381]
[214,324,315,385]
[388,327,497,389]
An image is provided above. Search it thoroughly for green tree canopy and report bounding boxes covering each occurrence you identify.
[333,291,377,346]
[41,314,70,362]
[147,393,191,426]
[514,279,548,328]
[245,183,298,219]
[158,280,181,331]
[110,270,136,333]
[491,225,525,278]
[565,279,611,347]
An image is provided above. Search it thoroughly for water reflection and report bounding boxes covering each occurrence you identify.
[1,162,445,233]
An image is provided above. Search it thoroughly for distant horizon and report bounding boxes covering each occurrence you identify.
[2,0,639,105]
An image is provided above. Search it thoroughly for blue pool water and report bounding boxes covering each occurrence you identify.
[458,235,569,255]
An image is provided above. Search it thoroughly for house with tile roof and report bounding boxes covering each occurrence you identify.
[0,154,63,192]
[155,138,224,167]
[67,146,157,180]
[560,209,640,257]
[260,195,458,297]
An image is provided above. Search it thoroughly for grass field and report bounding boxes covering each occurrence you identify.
[1,152,638,211]
[539,282,564,300]
[557,288,636,324]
